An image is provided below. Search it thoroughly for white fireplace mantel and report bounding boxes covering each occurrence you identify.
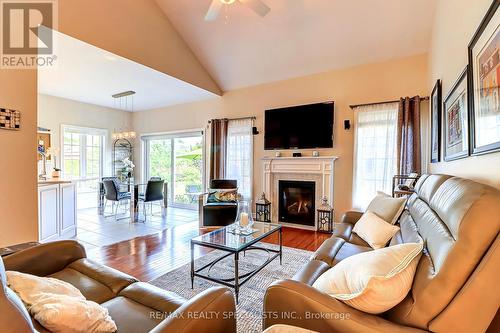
[261,156,338,230]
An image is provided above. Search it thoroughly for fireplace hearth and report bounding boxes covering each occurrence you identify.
[278,180,315,226]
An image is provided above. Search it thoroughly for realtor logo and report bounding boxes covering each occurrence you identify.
[1,0,57,68]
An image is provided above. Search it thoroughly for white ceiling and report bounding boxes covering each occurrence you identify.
[156,0,436,91]
[38,31,218,111]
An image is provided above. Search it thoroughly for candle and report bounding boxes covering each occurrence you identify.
[240,212,249,227]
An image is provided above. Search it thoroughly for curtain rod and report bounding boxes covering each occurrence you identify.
[208,116,256,123]
[349,96,429,109]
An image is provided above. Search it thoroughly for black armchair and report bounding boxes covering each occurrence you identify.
[199,179,238,227]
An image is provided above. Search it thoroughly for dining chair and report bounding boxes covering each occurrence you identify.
[102,178,131,219]
[138,179,165,220]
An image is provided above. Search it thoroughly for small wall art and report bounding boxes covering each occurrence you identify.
[0,108,21,130]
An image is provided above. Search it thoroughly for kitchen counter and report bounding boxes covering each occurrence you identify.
[38,178,74,186]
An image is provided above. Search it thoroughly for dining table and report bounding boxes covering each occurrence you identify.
[98,179,168,223]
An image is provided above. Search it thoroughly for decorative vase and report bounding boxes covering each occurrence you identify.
[51,170,60,178]
[235,200,254,233]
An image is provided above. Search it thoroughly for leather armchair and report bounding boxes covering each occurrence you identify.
[199,179,238,227]
[1,240,236,333]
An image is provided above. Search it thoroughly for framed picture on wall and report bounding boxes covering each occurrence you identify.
[468,0,500,155]
[443,67,470,161]
[430,80,442,163]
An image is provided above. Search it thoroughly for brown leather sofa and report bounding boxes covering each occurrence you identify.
[264,174,500,333]
[0,240,236,333]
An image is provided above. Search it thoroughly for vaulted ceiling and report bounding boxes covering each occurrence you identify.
[156,0,436,91]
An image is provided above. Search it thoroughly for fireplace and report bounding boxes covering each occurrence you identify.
[278,180,316,226]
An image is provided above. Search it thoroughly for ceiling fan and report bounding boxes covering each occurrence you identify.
[205,0,270,21]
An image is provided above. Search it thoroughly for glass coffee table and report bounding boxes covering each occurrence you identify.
[190,222,282,303]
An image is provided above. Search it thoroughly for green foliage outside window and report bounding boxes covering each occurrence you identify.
[149,137,202,206]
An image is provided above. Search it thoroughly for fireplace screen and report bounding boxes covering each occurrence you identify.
[278,180,315,226]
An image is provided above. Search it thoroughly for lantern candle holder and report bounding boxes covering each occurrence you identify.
[255,192,271,222]
[317,196,334,233]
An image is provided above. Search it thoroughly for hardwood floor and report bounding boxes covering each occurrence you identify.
[86,222,331,281]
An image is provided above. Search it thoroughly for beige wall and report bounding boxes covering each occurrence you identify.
[37,94,133,176]
[0,71,38,247]
[133,54,429,218]
[1,0,222,247]
[58,0,221,95]
[427,0,500,189]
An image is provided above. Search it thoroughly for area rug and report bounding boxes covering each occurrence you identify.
[151,244,313,333]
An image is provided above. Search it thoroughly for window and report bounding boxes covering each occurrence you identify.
[352,102,398,209]
[62,126,105,180]
[61,126,106,210]
[63,131,81,178]
[226,119,253,200]
[86,135,101,179]
[143,131,204,209]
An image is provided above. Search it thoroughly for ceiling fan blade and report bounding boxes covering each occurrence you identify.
[205,0,223,21]
[238,0,270,17]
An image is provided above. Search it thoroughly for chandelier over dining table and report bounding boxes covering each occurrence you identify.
[111,90,137,141]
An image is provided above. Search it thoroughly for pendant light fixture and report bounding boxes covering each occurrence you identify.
[112,90,137,140]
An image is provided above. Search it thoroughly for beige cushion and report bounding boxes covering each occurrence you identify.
[353,211,400,249]
[7,271,117,333]
[312,241,423,314]
[366,192,406,225]
[263,324,318,333]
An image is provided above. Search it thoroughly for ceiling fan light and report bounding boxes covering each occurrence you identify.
[220,0,236,4]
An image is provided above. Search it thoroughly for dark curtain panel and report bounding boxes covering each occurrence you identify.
[209,118,228,181]
[397,96,421,175]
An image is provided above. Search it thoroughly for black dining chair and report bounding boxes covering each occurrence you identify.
[139,179,165,220]
[102,178,131,219]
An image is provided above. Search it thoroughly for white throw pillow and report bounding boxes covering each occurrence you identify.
[29,293,117,333]
[7,271,117,333]
[313,241,423,314]
[263,324,318,333]
[353,210,400,249]
[366,192,406,225]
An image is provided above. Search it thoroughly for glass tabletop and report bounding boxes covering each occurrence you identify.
[191,222,281,251]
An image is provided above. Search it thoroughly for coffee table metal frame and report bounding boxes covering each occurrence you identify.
[190,225,282,303]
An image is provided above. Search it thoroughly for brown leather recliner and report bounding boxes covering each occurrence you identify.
[264,174,500,333]
[0,240,236,333]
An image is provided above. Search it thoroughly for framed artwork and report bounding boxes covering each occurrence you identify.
[468,1,500,155]
[0,108,21,130]
[37,131,52,161]
[443,67,470,161]
[430,80,442,163]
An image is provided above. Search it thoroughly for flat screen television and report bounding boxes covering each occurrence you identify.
[265,101,334,150]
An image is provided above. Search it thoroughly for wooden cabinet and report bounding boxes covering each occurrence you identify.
[38,182,77,242]
[38,184,59,242]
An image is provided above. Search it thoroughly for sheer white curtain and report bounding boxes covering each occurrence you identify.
[226,119,253,200]
[352,102,398,210]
